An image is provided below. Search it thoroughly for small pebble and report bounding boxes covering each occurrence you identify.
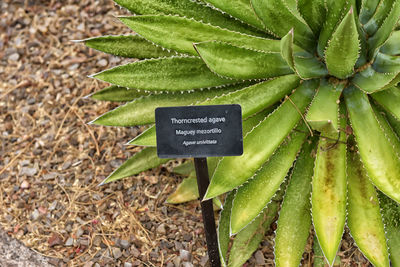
[20,180,30,189]
[20,167,37,176]
[65,237,74,246]
[75,228,84,238]
[83,261,93,267]
[119,239,130,249]
[182,263,193,267]
[112,247,123,259]
[179,249,191,262]
[166,262,174,267]
[98,59,108,67]
[31,209,40,221]
[254,250,265,265]
[183,233,192,242]
[130,246,140,257]
[8,53,20,61]
[156,223,166,235]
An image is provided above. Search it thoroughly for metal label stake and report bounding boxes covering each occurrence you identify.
[194,157,220,266]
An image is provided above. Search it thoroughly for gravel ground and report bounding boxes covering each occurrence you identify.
[0,0,372,266]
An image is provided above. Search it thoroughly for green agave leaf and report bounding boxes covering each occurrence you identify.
[92,56,236,91]
[274,137,317,267]
[119,15,281,56]
[280,29,327,79]
[347,142,390,267]
[378,192,400,267]
[92,83,250,126]
[382,106,400,137]
[373,53,400,73]
[230,125,308,234]
[201,75,300,117]
[317,0,354,57]
[194,41,293,80]
[344,86,400,203]
[325,7,360,79]
[363,0,396,35]
[293,55,329,79]
[84,35,177,59]
[368,0,400,56]
[251,0,315,50]
[90,85,150,102]
[380,31,400,55]
[113,0,261,36]
[372,87,400,120]
[128,126,156,146]
[352,66,400,93]
[359,0,380,24]
[228,199,280,267]
[100,147,169,185]
[297,0,326,35]
[218,191,235,266]
[306,79,344,135]
[167,174,222,208]
[372,104,400,155]
[280,29,296,71]
[311,106,347,266]
[204,80,317,200]
[166,174,198,204]
[172,160,194,176]
[202,0,266,30]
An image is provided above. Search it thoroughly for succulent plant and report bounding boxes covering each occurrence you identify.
[83,0,400,266]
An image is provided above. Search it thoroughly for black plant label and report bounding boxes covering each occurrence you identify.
[155,105,243,158]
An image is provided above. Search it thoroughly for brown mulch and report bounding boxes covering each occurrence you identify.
[0,0,371,266]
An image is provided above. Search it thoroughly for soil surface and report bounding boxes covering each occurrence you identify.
[0,0,372,266]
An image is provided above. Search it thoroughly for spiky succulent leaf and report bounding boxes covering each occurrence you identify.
[297,0,326,35]
[274,137,316,267]
[90,86,150,102]
[100,147,169,185]
[166,174,198,204]
[380,31,400,55]
[372,87,400,120]
[92,56,236,91]
[251,0,315,50]
[352,67,400,93]
[379,192,400,267]
[194,41,293,79]
[83,35,177,58]
[325,7,360,79]
[230,124,308,234]
[344,86,400,203]
[312,105,347,265]
[227,198,280,267]
[218,191,235,266]
[128,126,156,146]
[367,0,400,55]
[306,79,344,134]
[347,141,390,267]
[202,0,266,30]
[119,15,280,56]
[317,0,354,57]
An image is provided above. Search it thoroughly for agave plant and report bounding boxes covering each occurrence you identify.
[83,0,400,266]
